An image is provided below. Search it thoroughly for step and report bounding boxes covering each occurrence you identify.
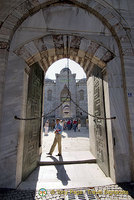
[40,151,96,165]
[39,158,96,166]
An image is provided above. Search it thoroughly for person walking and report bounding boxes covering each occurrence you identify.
[47,118,63,156]
[52,119,55,130]
[78,119,81,132]
[73,119,77,132]
[86,118,89,129]
[61,119,66,130]
[67,120,71,130]
[44,120,49,136]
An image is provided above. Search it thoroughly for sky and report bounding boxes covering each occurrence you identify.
[45,58,86,80]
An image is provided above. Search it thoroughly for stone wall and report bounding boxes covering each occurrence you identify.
[76,79,88,115]
[0,51,27,188]
[43,79,56,119]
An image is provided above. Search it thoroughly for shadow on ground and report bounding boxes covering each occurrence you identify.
[47,155,71,186]
[0,188,36,199]
[118,182,134,198]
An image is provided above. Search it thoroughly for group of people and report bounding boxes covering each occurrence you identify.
[44,118,81,135]
[63,119,81,132]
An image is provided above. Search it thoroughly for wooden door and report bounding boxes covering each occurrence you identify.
[22,63,44,180]
[93,66,110,176]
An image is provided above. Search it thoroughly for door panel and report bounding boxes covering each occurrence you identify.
[22,63,44,180]
[93,66,109,176]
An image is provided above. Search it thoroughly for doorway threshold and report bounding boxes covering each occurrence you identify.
[40,151,96,165]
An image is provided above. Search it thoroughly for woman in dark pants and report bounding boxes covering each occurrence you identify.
[73,119,77,132]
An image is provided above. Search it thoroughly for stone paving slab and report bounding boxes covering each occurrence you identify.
[40,151,96,163]
[2,128,134,199]
[18,128,113,192]
[18,164,114,191]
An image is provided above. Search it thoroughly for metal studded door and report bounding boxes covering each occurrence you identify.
[93,66,109,176]
[22,63,44,180]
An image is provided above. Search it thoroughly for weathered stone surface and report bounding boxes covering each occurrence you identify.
[0,0,134,189]
[13,34,113,70]
[44,68,87,120]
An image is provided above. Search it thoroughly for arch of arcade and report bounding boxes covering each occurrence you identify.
[0,0,134,188]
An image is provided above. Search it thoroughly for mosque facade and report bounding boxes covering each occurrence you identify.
[44,68,88,124]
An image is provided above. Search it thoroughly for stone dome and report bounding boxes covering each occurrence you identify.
[60,68,71,74]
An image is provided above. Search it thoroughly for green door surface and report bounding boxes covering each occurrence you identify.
[22,63,44,180]
[93,66,110,176]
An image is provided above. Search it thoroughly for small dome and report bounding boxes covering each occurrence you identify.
[77,78,87,83]
[60,68,71,74]
[45,78,55,83]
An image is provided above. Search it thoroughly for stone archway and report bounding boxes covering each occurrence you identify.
[13,33,114,181]
[14,34,114,75]
[0,0,134,188]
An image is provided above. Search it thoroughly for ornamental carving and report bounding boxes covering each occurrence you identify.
[0,41,9,50]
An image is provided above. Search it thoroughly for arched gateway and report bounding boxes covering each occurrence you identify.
[0,0,134,188]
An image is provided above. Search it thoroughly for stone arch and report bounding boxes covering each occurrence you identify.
[79,89,84,101]
[0,0,132,45]
[14,34,114,78]
[0,0,132,129]
[60,84,70,100]
[0,1,132,149]
[0,0,133,62]
[0,0,134,188]
[60,84,71,118]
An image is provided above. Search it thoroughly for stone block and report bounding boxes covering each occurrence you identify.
[0,26,12,40]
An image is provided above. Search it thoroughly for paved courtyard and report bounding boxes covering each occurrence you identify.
[42,127,90,152]
[0,127,134,199]
[19,127,114,190]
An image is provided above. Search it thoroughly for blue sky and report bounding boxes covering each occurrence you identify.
[45,58,86,80]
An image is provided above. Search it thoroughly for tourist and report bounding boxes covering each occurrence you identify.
[67,119,71,130]
[86,118,89,129]
[47,118,63,156]
[51,119,55,130]
[44,120,49,136]
[73,119,77,132]
[62,119,66,130]
[78,119,81,132]
[70,119,73,130]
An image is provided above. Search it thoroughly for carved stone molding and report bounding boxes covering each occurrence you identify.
[0,41,9,50]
